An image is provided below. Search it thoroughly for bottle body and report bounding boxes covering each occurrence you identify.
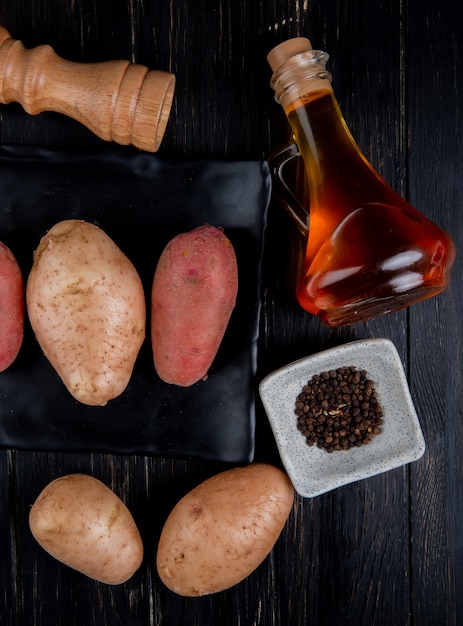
[269,40,455,326]
[288,89,454,325]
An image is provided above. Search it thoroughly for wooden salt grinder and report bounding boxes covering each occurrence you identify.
[0,26,175,152]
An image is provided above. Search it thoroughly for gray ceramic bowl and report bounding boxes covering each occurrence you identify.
[259,338,426,498]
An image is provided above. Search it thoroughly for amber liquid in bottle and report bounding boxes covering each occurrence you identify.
[268,38,455,326]
[286,90,455,326]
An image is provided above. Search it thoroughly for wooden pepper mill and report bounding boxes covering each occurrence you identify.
[0,26,175,152]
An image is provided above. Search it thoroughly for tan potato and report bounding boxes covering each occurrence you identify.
[156,463,294,596]
[26,219,145,405]
[29,474,144,585]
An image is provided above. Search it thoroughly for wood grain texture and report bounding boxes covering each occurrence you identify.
[406,2,463,625]
[0,0,462,624]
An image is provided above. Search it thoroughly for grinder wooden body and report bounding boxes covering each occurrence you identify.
[0,26,175,152]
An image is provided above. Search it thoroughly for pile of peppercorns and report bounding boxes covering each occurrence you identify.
[295,366,384,453]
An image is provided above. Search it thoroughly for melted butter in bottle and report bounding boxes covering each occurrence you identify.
[268,38,455,326]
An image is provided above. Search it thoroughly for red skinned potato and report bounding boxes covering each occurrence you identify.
[26,220,145,405]
[151,224,238,386]
[156,464,294,596]
[0,241,24,372]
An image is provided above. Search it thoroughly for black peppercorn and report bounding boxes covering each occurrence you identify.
[295,366,383,453]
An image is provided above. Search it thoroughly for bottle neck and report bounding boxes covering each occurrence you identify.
[270,49,333,113]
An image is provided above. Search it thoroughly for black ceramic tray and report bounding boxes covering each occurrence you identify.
[0,145,271,463]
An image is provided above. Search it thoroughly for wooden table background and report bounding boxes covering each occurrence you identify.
[1,1,462,625]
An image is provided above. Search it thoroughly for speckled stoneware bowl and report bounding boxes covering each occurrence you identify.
[259,338,426,498]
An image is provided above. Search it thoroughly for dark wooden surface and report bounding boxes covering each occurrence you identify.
[1,2,462,625]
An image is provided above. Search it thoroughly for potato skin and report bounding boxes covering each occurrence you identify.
[151,224,238,386]
[156,463,294,596]
[26,220,145,405]
[29,474,144,585]
[0,242,24,372]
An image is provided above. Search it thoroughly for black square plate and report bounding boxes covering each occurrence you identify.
[0,146,270,463]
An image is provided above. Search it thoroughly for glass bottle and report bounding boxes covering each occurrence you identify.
[268,38,455,327]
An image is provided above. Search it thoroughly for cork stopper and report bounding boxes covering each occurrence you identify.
[267,38,313,73]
